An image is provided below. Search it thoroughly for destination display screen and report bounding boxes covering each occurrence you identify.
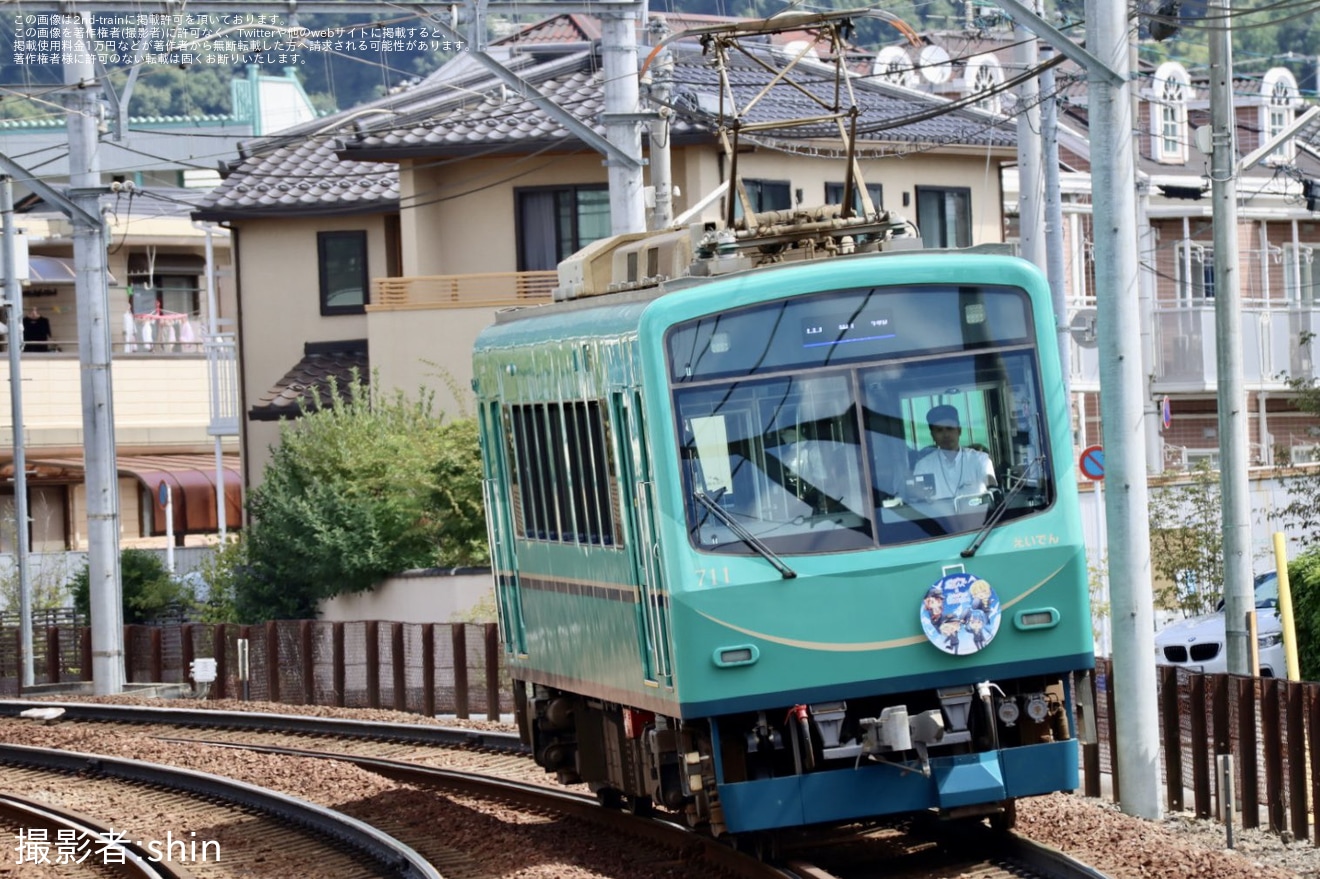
[801,308,895,349]
[668,284,1031,382]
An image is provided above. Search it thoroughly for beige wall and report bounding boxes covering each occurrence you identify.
[401,145,1008,278]
[404,152,608,276]
[233,214,389,482]
[318,569,495,623]
[0,357,219,450]
[367,306,502,417]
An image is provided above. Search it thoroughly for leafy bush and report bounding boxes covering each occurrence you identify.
[235,375,488,622]
[1286,551,1320,682]
[70,549,194,624]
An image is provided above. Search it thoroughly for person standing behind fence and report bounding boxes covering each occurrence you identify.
[22,306,51,352]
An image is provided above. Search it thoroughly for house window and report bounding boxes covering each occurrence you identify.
[915,186,971,248]
[966,55,1003,114]
[317,231,368,315]
[1150,62,1189,164]
[515,186,610,272]
[1284,243,1315,305]
[1262,68,1299,164]
[733,178,792,220]
[1176,242,1214,301]
[825,181,884,214]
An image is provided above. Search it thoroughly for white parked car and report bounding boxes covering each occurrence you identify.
[1153,572,1285,677]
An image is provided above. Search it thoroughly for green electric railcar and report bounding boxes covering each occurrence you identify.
[473,218,1093,841]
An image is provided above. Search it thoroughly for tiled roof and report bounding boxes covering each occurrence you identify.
[249,341,369,421]
[192,118,399,219]
[341,44,1015,160]
[194,15,1016,219]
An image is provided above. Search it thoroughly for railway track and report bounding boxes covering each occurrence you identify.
[0,700,1111,879]
[0,791,194,879]
[0,742,440,879]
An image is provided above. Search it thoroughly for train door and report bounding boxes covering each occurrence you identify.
[480,400,526,656]
[611,390,674,688]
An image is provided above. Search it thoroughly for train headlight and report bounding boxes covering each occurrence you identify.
[1024,693,1050,723]
[996,697,1020,726]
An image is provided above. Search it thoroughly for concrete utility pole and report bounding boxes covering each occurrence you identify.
[1013,6,1044,270]
[1039,43,1069,398]
[996,0,1163,821]
[1208,0,1254,674]
[600,7,647,236]
[2,176,33,687]
[65,12,124,694]
[1086,0,1162,820]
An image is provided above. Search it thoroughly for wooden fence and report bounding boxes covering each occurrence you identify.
[2,631,1313,842]
[0,621,505,720]
[1088,658,1317,844]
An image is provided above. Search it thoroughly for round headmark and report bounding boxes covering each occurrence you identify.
[920,572,1000,656]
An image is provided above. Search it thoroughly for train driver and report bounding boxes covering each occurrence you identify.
[912,405,997,500]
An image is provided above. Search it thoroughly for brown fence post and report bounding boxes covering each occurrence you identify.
[300,621,315,705]
[1105,662,1120,803]
[123,625,135,684]
[266,622,281,704]
[1262,678,1284,833]
[213,624,228,699]
[422,624,436,718]
[365,621,380,710]
[14,628,22,695]
[1083,668,1101,798]
[332,623,346,707]
[391,623,407,713]
[149,627,164,682]
[1238,677,1260,829]
[1212,675,1230,820]
[1189,675,1210,818]
[45,627,60,684]
[484,623,500,722]
[1159,665,1183,812]
[181,624,195,691]
[1287,681,1307,841]
[80,628,92,682]
[452,624,469,719]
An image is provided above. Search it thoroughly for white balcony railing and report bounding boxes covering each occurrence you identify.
[205,332,239,437]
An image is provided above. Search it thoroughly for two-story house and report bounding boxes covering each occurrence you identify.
[0,66,318,557]
[193,11,1022,490]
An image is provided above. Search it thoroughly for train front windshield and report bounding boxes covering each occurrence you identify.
[668,284,1055,555]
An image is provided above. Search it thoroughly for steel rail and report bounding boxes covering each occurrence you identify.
[159,737,792,879]
[0,699,526,752]
[0,743,443,879]
[0,793,194,879]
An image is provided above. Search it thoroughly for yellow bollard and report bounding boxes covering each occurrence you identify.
[1273,532,1300,682]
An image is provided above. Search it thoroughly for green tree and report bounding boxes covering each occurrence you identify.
[235,375,488,622]
[1285,551,1320,681]
[191,538,247,624]
[1148,460,1224,617]
[70,549,194,625]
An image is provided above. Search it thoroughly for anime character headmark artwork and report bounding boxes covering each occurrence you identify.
[919,571,1001,656]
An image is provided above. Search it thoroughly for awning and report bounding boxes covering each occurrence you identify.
[26,254,117,285]
[14,453,241,536]
[127,253,206,276]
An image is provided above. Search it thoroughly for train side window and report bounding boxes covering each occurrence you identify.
[505,401,617,547]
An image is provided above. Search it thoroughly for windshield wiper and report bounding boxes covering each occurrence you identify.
[961,455,1046,558]
[693,490,797,579]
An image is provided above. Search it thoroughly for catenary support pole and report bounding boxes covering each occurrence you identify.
[2,176,33,688]
[65,12,124,694]
[1013,6,1044,270]
[1209,0,1254,675]
[1087,0,1162,819]
[601,7,646,235]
